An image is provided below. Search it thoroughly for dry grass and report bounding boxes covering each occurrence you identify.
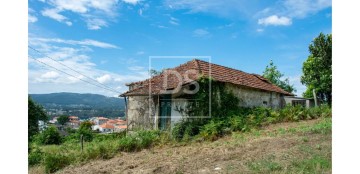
[28,118,333,174]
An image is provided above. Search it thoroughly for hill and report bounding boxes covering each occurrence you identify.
[29,92,125,118]
[29,117,332,174]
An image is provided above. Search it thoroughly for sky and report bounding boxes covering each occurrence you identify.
[28,0,332,97]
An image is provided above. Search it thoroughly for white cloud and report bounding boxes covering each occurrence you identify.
[157,25,168,29]
[86,17,108,30]
[41,8,69,22]
[128,66,144,71]
[28,37,148,96]
[169,17,179,25]
[29,14,38,23]
[256,28,264,32]
[65,21,73,26]
[122,0,141,5]
[169,20,179,25]
[255,0,331,27]
[29,37,119,49]
[283,0,332,18]
[286,75,307,97]
[258,15,292,26]
[29,8,38,23]
[41,71,60,79]
[39,0,120,30]
[164,0,331,26]
[97,74,112,84]
[136,51,144,55]
[165,0,258,19]
[193,29,211,38]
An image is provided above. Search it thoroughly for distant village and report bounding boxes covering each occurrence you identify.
[39,116,127,134]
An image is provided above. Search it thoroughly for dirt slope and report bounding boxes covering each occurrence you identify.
[33,119,331,174]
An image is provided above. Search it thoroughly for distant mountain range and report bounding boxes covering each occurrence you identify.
[29,92,125,119]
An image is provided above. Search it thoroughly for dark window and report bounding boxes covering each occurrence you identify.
[292,100,306,107]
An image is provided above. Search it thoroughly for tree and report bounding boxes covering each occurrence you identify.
[301,33,332,105]
[28,96,48,141]
[77,121,94,141]
[35,126,62,145]
[57,115,69,126]
[149,69,161,77]
[263,60,296,93]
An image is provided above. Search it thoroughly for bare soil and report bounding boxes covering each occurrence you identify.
[31,119,332,174]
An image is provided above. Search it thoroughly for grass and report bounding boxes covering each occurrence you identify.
[29,130,161,173]
[244,118,332,174]
[29,106,331,173]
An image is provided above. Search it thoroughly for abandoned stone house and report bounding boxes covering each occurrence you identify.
[120,59,294,130]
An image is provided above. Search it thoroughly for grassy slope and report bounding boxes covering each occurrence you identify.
[29,117,331,174]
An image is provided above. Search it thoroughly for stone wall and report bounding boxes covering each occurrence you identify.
[127,96,158,129]
[225,83,285,109]
[126,83,286,130]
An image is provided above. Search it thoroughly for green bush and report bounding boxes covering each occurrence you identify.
[199,120,224,141]
[98,144,115,159]
[35,126,62,145]
[118,135,139,152]
[28,147,44,166]
[137,130,159,148]
[172,120,203,141]
[229,115,247,131]
[172,105,331,142]
[43,153,72,173]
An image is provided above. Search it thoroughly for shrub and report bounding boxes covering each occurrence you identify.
[136,130,159,148]
[28,147,44,166]
[98,144,115,159]
[172,120,203,141]
[199,120,224,141]
[43,153,72,173]
[35,126,62,145]
[118,136,139,152]
[229,115,247,131]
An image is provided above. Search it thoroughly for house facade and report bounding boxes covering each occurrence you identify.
[120,59,294,130]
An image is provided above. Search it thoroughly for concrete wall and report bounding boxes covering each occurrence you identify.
[225,83,284,109]
[284,97,315,108]
[127,96,158,129]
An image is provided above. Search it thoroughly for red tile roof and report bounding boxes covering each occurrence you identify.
[100,123,114,129]
[120,59,294,96]
[116,125,127,129]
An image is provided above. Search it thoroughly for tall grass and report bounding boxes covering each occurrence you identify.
[173,105,331,141]
[29,105,331,173]
[29,130,160,173]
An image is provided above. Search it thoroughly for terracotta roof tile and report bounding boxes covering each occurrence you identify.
[100,123,114,129]
[120,59,294,96]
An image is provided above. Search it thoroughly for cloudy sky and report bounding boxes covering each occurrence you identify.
[28,0,332,97]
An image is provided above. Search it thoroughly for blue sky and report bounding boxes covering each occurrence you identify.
[28,0,332,97]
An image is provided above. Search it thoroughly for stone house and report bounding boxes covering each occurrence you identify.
[120,59,294,130]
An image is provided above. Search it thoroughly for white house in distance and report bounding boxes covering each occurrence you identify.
[91,117,127,133]
[67,116,80,129]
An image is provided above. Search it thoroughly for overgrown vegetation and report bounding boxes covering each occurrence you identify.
[29,103,331,173]
[29,79,331,173]
[172,77,330,141]
[263,60,296,93]
[301,32,332,105]
[172,105,331,141]
[28,96,48,142]
[29,129,160,173]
